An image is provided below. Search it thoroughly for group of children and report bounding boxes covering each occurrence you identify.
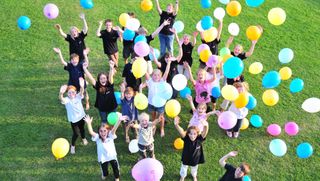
[53,0,264,180]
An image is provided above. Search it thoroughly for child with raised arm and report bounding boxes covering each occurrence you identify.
[219,151,250,181]
[55,13,88,62]
[174,116,208,181]
[207,65,224,111]
[122,57,141,92]
[84,114,126,181]
[59,78,88,154]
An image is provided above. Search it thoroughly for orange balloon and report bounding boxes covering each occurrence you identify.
[173,138,184,150]
[234,92,249,108]
[246,26,262,41]
[141,0,153,12]
[226,1,242,17]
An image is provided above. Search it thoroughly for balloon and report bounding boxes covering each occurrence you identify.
[172,74,187,91]
[152,95,167,108]
[80,0,94,9]
[218,111,237,129]
[134,93,148,110]
[262,71,281,88]
[119,13,130,27]
[134,41,150,57]
[284,122,299,136]
[159,82,173,100]
[201,16,213,30]
[211,87,221,98]
[196,21,205,32]
[134,35,147,44]
[141,0,153,12]
[213,7,226,20]
[243,175,252,181]
[126,18,140,31]
[222,54,233,63]
[43,3,59,19]
[228,23,240,36]
[197,44,210,54]
[174,138,184,149]
[221,85,239,101]
[267,124,281,136]
[219,0,230,5]
[223,57,244,79]
[302,97,320,113]
[234,92,249,108]
[165,99,181,118]
[296,142,313,159]
[132,158,163,181]
[132,58,148,78]
[52,138,70,159]
[123,29,135,41]
[278,48,294,64]
[240,118,249,130]
[279,67,292,80]
[226,1,242,17]
[201,0,212,8]
[245,0,264,7]
[17,16,31,30]
[269,139,287,157]
[114,91,121,105]
[203,27,218,42]
[149,48,160,61]
[246,94,257,110]
[262,89,279,106]
[173,21,184,33]
[180,87,192,99]
[268,8,286,26]
[129,139,139,153]
[249,62,263,74]
[219,47,231,57]
[290,78,304,93]
[107,112,119,125]
[200,49,212,62]
[246,26,262,41]
[250,115,263,128]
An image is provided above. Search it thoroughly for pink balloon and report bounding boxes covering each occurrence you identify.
[267,124,281,136]
[43,3,59,19]
[197,44,210,54]
[284,122,299,136]
[134,41,150,57]
[132,158,164,181]
[206,55,219,67]
[218,111,237,129]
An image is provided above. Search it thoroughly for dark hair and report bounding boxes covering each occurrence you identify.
[186,126,200,135]
[127,12,135,18]
[159,52,171,63]
[97,72,110,94]
[105,19,112,24]
[239,163,250,175]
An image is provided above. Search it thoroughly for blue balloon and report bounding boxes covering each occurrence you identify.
[114,92,121,105]
[250,115,263,128]
[17,16,31,30]
[123,29,135,41]
[289,78,304,93]
[80,0,94,9]
[278,48,294,64]
[180,87,191,99]
[211,87,221,98]
[246,95,257,110]
[149,48,160,61]
[158,82,173,100]
[134,35,147,44]
[243,175,251,181]
[201,16,213,30]
[152,95,167,108]
[296,142,313,159]
[245,0,264,7]
[173,21,184,33]
[262,71,281,88]
[269,139,287,157]
[201,0,212,8]
[223,57,244,79]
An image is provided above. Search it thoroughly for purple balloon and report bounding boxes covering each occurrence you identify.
[132,158,164,181]
[134,41,150,57]
[43,3,59,19]
[218,111,237,129]
[206,55,219,67]
[197,44,210,54]
[267,124,281,136]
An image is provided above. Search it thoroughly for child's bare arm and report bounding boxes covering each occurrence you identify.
[217,19,223,41]
[201,122,209,138]
[192,31,198,46]
[187,95,196,112]
[79,77,85,98]
[219,151,238,167]
[174,0,179,16]
[151,20,170,39]
[155,0,162,15]
[80,13,88,34]
[111,113,126,135]
[55,24,67,38]
[225,35,234,48]
[108,61,115,84]
[53,48,68,66]
[120,83,125,100]
[59,85,68,103]
[84,115,97,137]
[96,21,103,37]
[151,47,162,68]
[83,48,90,65]
[245,40,257,57]
[184,62,196,85]
[162,59,171,81]
[83,62,96,85]
[174,116,186,138]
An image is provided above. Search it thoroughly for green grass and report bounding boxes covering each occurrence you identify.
[0,0,319,180]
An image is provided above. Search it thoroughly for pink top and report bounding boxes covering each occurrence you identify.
[188,111,208,132]
[195,80,211,104]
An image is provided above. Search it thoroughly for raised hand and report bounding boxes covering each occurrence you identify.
[120,115,129,121]
[79,77,85,88]
[53,47,61,54]
[169,28,176,34]
[60,85,68,93]
[228,151,238,157]
[163,19,170,26]
[79,13,85,20]
[83,62,89,69]
[109,61,115,68]
[186,94,192,102]
[83,48,90,55]
[174,116,180,125]
[120,83,125,93]
[83,115,93,124]
[193,31,199,37]
[55,24,61,30]
[99,20,103,25]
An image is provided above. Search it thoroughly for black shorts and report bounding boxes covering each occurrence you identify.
[123,44,134,59]
[100,160,120,178]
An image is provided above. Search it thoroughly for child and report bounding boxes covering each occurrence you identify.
[207,65,224,111]
[219,151,250,181]
[122,12,136,64]
[174,116,209,181]
[122,57,142,92]
[84,114,126,181]
[83,61,117,123]
[55,13,88,62]
[120,84,138,143]
[59,77,88,154]
[97,19,122,67]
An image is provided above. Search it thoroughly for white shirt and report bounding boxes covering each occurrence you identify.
[228,102,248,119]
[62,94,85,123]
[92,132,118,163]
[147,79,165,106]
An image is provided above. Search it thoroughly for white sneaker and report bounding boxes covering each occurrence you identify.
[82,138,88,145]
[70,146,75,154]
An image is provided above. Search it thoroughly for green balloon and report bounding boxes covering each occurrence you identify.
[219,47,231,57]
[107,112,118,125]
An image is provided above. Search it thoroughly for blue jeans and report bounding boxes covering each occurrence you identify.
[159,33,174,56]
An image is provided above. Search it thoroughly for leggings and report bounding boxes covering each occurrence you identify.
[70,118,86,146]
[100,159,120,179]
[228,119,243,132]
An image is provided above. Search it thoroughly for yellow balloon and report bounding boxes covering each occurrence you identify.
[249,62,263,74]
[141,0,153,12]
[246,26,262,41]
[240,118,249,130]
[200,49,212,63]
[134,93,148,110]
[174,138,184,150]
[262,89,279,106]
[165,99,181,118]
[203,27,218,42]
[52,138,70,159]
[132,57,147,78]
[234,92,249,108]
[268,8,286,26]
[226,1,242,17]
[279,67,292,80]
[222,54,233,63]
[221,85,239,101]
[119,13,130,27]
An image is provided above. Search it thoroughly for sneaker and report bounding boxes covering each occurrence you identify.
[226,131,233,138]
[70,146,75,154]
[82,138,88,145]
[233,132,240,138]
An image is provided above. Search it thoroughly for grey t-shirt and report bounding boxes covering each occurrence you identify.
[138,122,154,145]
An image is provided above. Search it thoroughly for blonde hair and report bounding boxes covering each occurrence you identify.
[183,34,190,39]
[138,27,148,35]
[197,68,207,76]
[138,112,150,122]
[197,103,207,111]
[70,26,80,33]
[152,69,163,76]
[235,44,244,52]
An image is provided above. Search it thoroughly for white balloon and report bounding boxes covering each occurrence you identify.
[128,139,139,153]
[228,22,240,36]
[213,7,225,20]
[219,0,230,5]
[196,21,204,32]
[172,74,187,91]
[302,97,320,113]
[126,18,140,31]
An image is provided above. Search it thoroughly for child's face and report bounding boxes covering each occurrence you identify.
[71,57,79,66]
[197,106,206,114]
[71,28,79,38]
[167,4,173,13]
[99,126,109,140]
[140,117,149,128]
[125,91,133,100]
[99,74,108,85]
[105,22,113,30]
[67,89,77,99]
[197,71,206,82]
[234,167,245,178]
[183,36,190,44]
[188,129,198,141]
[152,71,162,82]
[237,86,245,93]
[234,45,243,55]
